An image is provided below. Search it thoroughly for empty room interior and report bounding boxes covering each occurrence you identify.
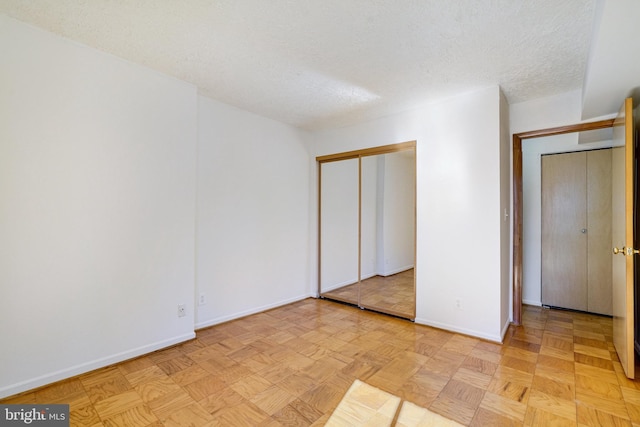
[3,0,640,425]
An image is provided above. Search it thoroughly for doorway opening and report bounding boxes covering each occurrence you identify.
[512,119,614,325]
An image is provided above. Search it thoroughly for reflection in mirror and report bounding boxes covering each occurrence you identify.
[319,158,359,304]
[360,150,416,318]
[318,145,416,320]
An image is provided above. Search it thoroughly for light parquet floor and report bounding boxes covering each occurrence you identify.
[3,300,640,426]
[321,269,415,319]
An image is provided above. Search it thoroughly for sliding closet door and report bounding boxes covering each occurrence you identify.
[319,158,359,305]
[541,152,588,311]
[360,151,415,318]
[586,149,612,315]
[317,141,416,320]
[541,149,612,315]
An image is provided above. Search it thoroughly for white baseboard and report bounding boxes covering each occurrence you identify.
[414,317,503,343]
[522,299,542,306]
[0,332,195,399]
[500,318,510,343]
[195,293,312,330]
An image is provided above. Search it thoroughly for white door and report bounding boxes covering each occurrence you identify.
[612,97,635,379]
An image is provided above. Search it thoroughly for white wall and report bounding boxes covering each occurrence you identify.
[510,90,615,306]
[511,90,583,134]
[196,96,311,328]
[308,86,509,342]
[0,15,197,398]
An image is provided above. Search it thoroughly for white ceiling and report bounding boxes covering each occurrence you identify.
[1,0,632,130]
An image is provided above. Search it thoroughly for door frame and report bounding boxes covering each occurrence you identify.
[512,119,615,325]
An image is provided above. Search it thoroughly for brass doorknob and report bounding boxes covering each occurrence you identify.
[613,247,640,255]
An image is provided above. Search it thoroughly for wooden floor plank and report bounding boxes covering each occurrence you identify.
[4,301,640,426]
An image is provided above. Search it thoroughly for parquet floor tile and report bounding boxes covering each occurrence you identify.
[535,363,576,384]
[453,367,493,390]
[624,401,640,425]
[577,402,633,427]
[487,375,531,404]
[479,391,528,422]
[5,301,640,426]
[471,406,523,427]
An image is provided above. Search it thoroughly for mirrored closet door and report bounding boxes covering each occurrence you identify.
[319,158,359,306]
[318,142,416,320]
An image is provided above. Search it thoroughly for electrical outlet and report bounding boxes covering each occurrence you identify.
[177,304,186,317]
[198,293,206,306]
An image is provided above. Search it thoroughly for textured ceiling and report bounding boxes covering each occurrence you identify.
[0,1,597,130]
